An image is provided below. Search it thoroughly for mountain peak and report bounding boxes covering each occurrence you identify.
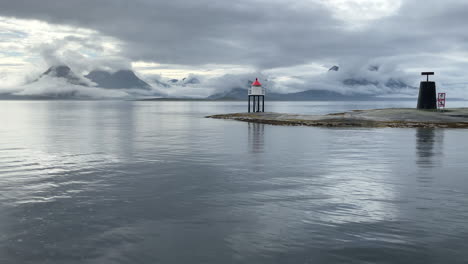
[39,65,89,86]
[182,76,200,85]
[85,69,152,90]
[42,65,72,78]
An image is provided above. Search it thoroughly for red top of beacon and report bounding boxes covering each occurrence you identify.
[252,78,262,86]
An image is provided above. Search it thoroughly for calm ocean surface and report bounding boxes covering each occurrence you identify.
[1,100,468,264]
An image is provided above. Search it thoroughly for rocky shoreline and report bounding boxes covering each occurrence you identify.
[207,108,468,128]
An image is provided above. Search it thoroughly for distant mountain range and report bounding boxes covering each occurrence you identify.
[207,88,378,101]
[32,65,154,91]
[0,63,422,100]
[205,64,417,101]
[207,65,417,100]
[0,64,164,99]
[328,65,415,90]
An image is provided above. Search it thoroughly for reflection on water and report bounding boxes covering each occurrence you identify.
[248,123,265,154]
[416,128,444,168]
[1,101,468,264]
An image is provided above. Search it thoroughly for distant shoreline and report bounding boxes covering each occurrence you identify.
[137,97,423,102]
[0,96,467,102]
[207,108,468,128]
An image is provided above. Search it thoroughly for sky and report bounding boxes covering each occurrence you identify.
[0,0,468,98]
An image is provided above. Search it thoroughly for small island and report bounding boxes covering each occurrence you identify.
[207,108,468,128]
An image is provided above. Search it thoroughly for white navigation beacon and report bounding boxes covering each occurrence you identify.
[248,78,265,113]
[249,78,265,96]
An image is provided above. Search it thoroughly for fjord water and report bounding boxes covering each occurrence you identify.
[1,100,468,263]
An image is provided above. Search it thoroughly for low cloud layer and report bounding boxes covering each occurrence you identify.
[15,76,128,99]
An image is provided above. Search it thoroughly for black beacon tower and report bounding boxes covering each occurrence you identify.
[417,72,437,110]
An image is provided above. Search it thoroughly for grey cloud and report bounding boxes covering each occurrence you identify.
[0,0,466,67]
[0,0,340,68]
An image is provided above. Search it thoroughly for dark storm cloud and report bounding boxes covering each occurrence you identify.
[1,0,468,71]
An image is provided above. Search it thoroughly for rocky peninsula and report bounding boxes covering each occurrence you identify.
[207,108,468,128]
